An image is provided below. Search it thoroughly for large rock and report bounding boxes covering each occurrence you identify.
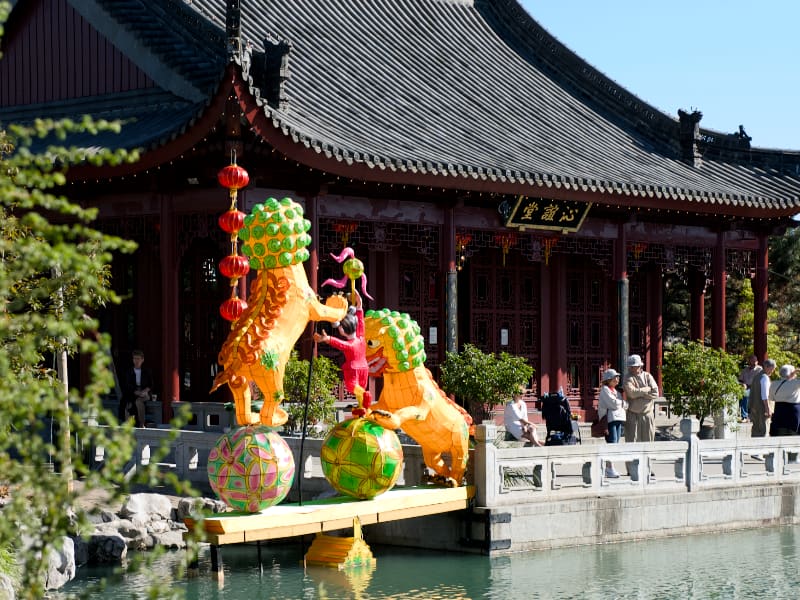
[119,494,173,521]
[71,535,89,567]
[88,532,128,564]
[176,497,228,522]
[44,536,76,590]
[151,529,186,549]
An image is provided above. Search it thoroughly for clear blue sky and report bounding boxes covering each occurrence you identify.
[521,1,800,151]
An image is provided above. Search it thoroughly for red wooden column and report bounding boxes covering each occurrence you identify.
[711,232,726,349]
[689,269,705,343]
[539,253,567,395]
[160,194,180,420]
[299,193,319,361]
[753,233,769,361]
[614,224,629,374]
[647,265,663,390]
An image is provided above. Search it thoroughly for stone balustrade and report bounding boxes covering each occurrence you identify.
[88,418,800,554]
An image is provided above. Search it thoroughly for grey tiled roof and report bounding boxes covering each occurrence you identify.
[211,0,800,214]
[4,0,800,215]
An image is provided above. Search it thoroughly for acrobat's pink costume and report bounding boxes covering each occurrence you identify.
[326,307,369,393]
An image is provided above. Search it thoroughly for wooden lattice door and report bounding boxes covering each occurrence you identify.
[396,252,442,369]
[565,258,612,408]
[467,250,540,387]
[179,239,230,403]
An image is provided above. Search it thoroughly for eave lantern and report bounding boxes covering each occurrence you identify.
[217,151,250,323]
[493,232,518,267]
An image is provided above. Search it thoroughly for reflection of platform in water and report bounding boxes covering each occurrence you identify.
[189,485,475,545]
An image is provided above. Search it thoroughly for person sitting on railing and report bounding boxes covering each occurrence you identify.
[769,365,800,437]
[504,392,544,446]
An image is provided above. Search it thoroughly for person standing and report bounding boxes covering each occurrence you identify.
[769,364,800,437]
[120,349,154,427]
[598,368,626,478]
[749,358,776,437]
[504,393,544,446]
[738,355,761,422]
[622,354,658,443]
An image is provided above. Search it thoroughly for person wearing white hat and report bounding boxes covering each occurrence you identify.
[622,354,658,443]
[598,368,626,478]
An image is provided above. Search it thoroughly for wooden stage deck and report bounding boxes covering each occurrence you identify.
[187,485,475,546]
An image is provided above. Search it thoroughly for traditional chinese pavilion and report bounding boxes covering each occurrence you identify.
[2,0,799,420]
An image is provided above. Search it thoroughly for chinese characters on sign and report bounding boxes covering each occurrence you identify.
[504,196,591,232]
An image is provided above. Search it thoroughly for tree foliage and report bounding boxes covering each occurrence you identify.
[0,24,201,593]
[439,344,534,423]
[770,228,800,356]
[661,341,742,429]
[282,351,340,436]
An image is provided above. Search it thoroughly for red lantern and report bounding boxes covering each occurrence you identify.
[220,297,247,322]
[217,163,250,192]
[219,209,245,234]
[219,255,251,279]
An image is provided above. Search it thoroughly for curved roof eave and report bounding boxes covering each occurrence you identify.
[67,69,235,181]
[234,72,800,220]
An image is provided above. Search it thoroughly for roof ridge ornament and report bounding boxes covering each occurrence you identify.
[226,0,242,61]
[678,108,704,168]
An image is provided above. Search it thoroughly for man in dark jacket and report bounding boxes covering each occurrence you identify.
[120,349,154,427]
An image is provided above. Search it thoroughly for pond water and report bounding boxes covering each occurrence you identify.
[56,525,800,599]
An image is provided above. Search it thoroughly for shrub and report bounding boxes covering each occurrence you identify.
[439,344,534,423]
[661,341,742,429]
[282,351,340,436]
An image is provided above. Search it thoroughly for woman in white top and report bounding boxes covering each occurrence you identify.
[769,364,800,436]
[504,394,544,446]
[598,368,627,478]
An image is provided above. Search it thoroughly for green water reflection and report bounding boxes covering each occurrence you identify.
[58,525,800,599]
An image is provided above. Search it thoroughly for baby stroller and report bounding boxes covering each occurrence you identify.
[539,391,581,446]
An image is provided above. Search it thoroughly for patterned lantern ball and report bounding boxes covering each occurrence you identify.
[207,426,295,513]
[320,417,403,500]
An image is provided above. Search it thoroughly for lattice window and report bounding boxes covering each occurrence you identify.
[726,249,755,279]
[319,219,439,263]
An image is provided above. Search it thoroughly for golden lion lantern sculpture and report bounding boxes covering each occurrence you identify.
[364,309,472,486]
[211,197,348,427]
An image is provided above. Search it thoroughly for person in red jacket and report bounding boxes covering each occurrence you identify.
[313,291,369,400]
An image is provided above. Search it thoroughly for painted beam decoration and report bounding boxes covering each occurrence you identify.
[504,196,591,232]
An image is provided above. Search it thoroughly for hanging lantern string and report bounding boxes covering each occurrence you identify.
[217,156,251,323]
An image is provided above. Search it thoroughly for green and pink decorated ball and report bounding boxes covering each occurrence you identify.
[320,417,403,500]
[207,426,295,512]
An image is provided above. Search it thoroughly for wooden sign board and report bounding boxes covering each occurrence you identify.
[504,196,591,232]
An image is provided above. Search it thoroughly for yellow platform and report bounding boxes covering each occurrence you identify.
[186,485,475,546]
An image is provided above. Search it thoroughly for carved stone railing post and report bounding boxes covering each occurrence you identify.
[474,423,497,506]
[681,417,700,491]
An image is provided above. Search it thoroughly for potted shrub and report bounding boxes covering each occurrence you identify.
[439,344,534,423]
[661,341,742,436]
